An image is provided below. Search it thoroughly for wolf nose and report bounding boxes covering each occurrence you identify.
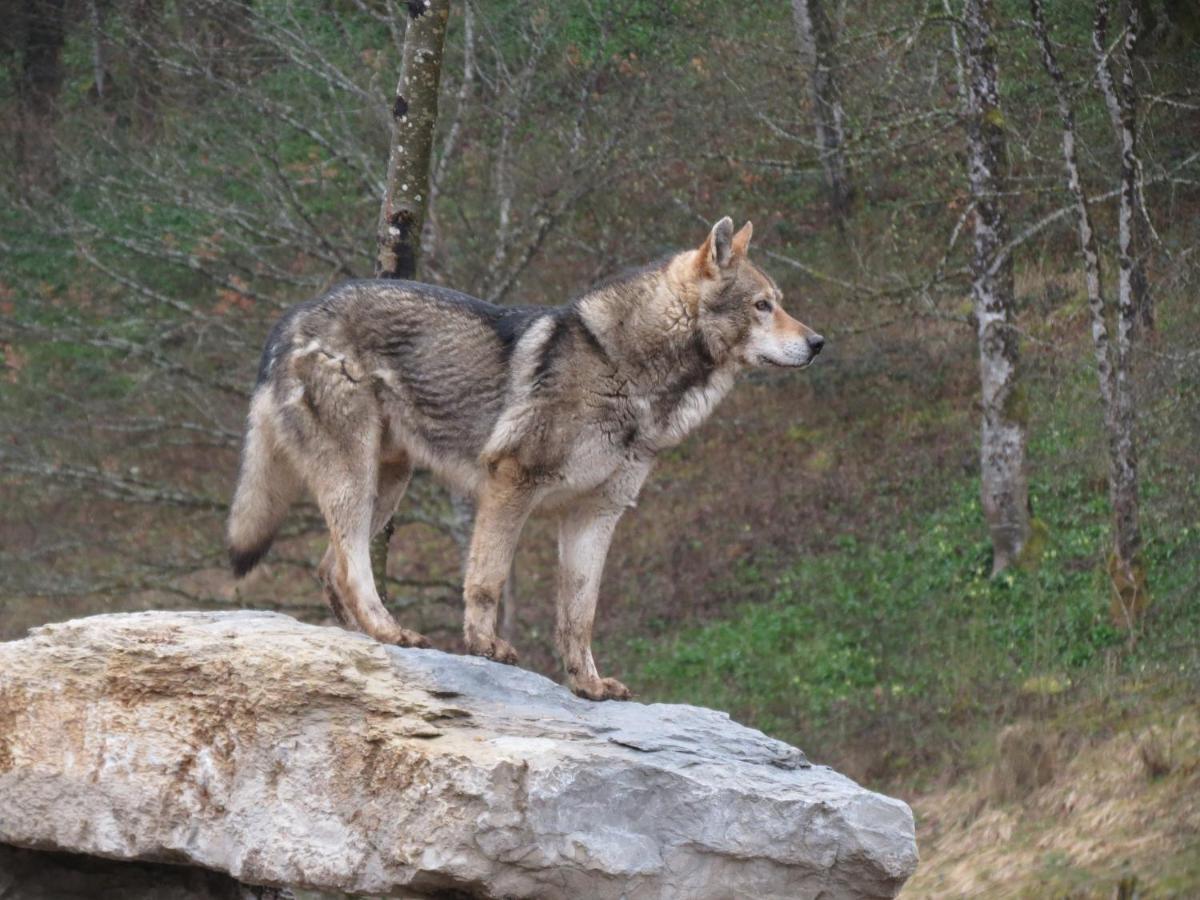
[808,334,825,355]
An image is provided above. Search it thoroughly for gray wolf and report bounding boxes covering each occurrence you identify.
[226,217,823,700]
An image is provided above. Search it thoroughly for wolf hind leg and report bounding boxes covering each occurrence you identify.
[371,457,413,536]
[311,443,428,649]
[317,545,353,627]
[329,456,413,623]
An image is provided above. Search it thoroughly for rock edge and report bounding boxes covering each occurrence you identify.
[0,611,917,899]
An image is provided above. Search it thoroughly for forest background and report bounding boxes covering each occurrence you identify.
[2,0,1198,893]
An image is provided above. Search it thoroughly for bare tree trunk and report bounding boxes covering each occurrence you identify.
[1095,0,1154,336]
[15,0,66,177]
[375,0,450,281]
[484,24,548,299]
[1030,0,1113,421]
[791,0,853,219]
[1093,0,1147,624]
[962,0,1030,575]
[371,0,450,601]
[19,0,66,116]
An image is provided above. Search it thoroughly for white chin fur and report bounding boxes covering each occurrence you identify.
[747,334,811,369]
[759,355,811,368]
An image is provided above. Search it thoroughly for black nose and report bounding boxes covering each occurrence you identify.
[808,334,825,355]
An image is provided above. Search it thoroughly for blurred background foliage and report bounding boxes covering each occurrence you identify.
[1,1,1198,892]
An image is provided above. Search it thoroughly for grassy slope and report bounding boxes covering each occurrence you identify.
[611,312,1200,895]
[620,464,1198,771]
[905,682,1200,898]
[3,4,1197,893]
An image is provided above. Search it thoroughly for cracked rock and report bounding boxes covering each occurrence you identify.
[0,611,917,898]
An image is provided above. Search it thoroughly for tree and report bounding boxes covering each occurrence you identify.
[14,0,66,175]
[128,0,164,132]
[790,0,853,219]
[17,0,66,117]
[1030,0,1148,628]
[86,0,108,104]
[1095,0,1154,335]
[376,0,450,281]
[1092,0,1148,623]
[371,0,451,600]
[960,0,1031,574]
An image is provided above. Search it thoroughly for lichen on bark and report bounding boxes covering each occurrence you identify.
[375,0,449,282]
[962,0,1031,575]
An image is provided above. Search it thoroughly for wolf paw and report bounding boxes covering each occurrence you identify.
[395,628,432,649]
[570,676,632,702]
[466,635,520,665]
[376,625,431,649]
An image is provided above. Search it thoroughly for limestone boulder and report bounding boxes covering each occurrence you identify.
[0,611,917,898]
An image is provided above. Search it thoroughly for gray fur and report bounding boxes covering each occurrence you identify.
[227,219,824,699]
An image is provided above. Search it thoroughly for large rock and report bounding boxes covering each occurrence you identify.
[0,611,917,898]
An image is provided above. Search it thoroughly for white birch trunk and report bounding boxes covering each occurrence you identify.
[791,0,853,218]
[1095,0,1153,335]
[1092,0,1146,621]
[1030,0,1115,428]
[962,0,1030,574]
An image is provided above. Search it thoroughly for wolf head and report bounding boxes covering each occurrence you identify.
[688,216,824,369]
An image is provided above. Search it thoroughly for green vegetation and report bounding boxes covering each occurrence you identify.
[2,0,1197,891]
[625,370,1200,777]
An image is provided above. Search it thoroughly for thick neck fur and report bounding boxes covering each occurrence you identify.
[573,250,741,449]
[577,250,734,385]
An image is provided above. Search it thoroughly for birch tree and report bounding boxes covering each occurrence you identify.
[961,0,1031,574]
[372,0,450,598]
[790,0,853,218]
[1092,0,1147,622]
[1094,0,1154,335]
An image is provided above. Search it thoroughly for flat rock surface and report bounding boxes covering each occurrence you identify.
[0,611,917,898]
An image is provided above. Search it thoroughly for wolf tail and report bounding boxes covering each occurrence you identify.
[227,395,302,578]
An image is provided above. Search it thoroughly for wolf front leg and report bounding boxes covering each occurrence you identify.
[555,462,651,701]
[463,459,535,664]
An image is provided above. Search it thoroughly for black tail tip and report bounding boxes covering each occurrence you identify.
[229,542,270,579]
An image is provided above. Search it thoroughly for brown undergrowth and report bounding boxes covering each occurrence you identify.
[903,681,1200,898]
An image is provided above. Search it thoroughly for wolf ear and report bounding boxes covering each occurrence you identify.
[731,220,752,259]
[696,216,735,277]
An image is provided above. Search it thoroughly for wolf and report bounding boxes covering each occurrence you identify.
[226,216,823,700]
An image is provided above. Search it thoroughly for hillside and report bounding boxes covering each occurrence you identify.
[2,1,1198,893]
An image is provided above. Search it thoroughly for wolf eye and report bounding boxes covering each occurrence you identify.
[754,299,772,313]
